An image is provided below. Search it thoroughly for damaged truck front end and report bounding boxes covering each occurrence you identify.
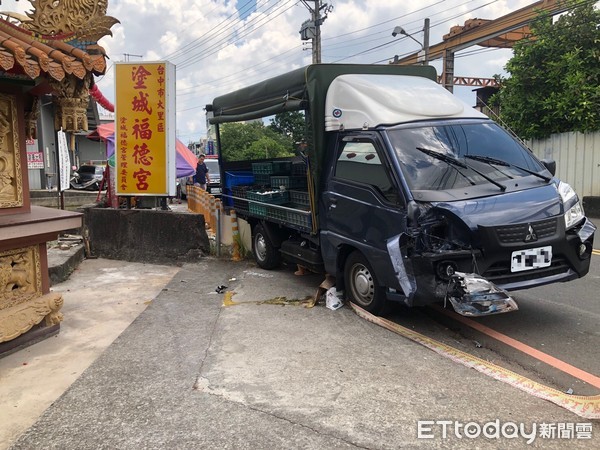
[386,186,596,317]
[381,120,596,317]
[391,204,519,317]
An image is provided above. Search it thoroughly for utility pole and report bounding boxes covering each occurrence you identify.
[299,1,333,64]
[423,18,430,65]
[313,0,321,64]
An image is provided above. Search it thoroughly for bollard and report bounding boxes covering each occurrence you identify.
[215,204,221,257]
[209,195,217,231]
[202,190,209,218]
[189,185,198,212]
[230,209,241,261]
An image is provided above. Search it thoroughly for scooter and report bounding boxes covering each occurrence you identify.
[70,171,100,191]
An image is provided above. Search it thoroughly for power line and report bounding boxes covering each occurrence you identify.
[161,0,259,61]
[176,0,470,93]
[173,0,492,112]
[177,0,298,70]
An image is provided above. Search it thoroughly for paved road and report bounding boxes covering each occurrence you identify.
[387,219,600,397]
[2,217,598,448]
[5,258,597,449]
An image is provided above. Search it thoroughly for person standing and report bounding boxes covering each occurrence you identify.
[193,153,210,190]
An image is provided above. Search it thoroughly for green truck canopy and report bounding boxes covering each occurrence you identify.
[208,64,437,228]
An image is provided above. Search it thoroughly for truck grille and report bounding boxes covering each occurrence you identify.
[494,217,558,243]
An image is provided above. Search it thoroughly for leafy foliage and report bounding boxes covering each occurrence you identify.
[495,1,600,139]
[268,111,307,144]
[219,121,296,161]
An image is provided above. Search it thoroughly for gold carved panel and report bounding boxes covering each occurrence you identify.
[0,93,23,208]
[0,246,43,307]
[0,246,63,343]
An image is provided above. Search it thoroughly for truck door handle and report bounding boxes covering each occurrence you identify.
[329,199,337,210]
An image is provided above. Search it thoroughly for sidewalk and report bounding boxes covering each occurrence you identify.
[2,252,596,448]
[0,257,180,449]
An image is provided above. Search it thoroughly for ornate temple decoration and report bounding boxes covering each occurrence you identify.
[0,0,119,135]
[50,72,93,132]
[23,0,119,42]
[0,93,23,208]
[0,246,42,306]
[24,96,40,140]
[0,245,62,344]
[0,1,107,349]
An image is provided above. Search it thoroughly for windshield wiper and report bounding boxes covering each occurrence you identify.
[464,154,551,182]
[415,146,475,186]
[416,147,506,191]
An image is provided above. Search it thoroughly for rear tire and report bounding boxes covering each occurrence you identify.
[344,251,386,315]
[252,223,281,269]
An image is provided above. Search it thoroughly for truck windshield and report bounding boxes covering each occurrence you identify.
[387,121,548,191]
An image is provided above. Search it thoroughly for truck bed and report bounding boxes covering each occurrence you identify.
[223,165,314,233]
[232,195,312,232]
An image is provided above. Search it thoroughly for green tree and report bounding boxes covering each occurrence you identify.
[268,111,307,144]
[495,1,600,139]
[219,121,295,161]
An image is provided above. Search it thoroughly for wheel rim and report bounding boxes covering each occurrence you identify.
[350,263,374,306]
[255,233,267,261]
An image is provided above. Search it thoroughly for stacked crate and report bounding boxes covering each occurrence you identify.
[288,190,310,207]
[251,162,292,187]
[231,185,253,212]
[287,189,311,228]
[270,175,307,190]
[247,190,289,218]
[240,160,312,230]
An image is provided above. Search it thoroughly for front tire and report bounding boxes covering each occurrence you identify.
[344,251,386,315]
[252,223,281,269]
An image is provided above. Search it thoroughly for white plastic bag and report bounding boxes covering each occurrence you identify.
[325,287,344,311]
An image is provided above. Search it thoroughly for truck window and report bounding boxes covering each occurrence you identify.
[335,141,397,203]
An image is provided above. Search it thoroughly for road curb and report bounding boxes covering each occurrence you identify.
[47,244,86,286]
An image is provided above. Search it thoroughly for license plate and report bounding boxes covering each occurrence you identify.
[511,246,552,272]
[211,187,221,194]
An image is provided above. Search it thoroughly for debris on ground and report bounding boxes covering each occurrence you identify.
[48,234,83,250]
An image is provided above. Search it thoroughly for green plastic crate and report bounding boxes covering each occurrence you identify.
[231,185,252,212]
[287,208,312,229]
[249,203,267,217]
[247,190,289,204]
[288,190,310,206]
[252,161,292,175]
[270,176,307,189]
[292,162,307,176]
[267,205,287,221]
[254,174,271,186]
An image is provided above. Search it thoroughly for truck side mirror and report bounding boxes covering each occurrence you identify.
[541,158,556,176]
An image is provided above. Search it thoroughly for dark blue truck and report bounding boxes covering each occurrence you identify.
[207,64,595,316]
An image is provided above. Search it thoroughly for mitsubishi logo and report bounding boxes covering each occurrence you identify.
[524,224,538,242]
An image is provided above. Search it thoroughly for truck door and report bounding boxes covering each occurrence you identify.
[320,133,406,287]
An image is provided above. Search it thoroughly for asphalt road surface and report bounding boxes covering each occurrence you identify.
[387,247,600,397]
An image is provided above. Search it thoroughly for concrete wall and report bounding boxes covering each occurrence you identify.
[82,207,210,264]
[30,190,99,208]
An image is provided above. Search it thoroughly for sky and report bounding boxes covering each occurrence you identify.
[6,0,539,144]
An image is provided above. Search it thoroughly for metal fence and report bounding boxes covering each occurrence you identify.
[527,131,600,197]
